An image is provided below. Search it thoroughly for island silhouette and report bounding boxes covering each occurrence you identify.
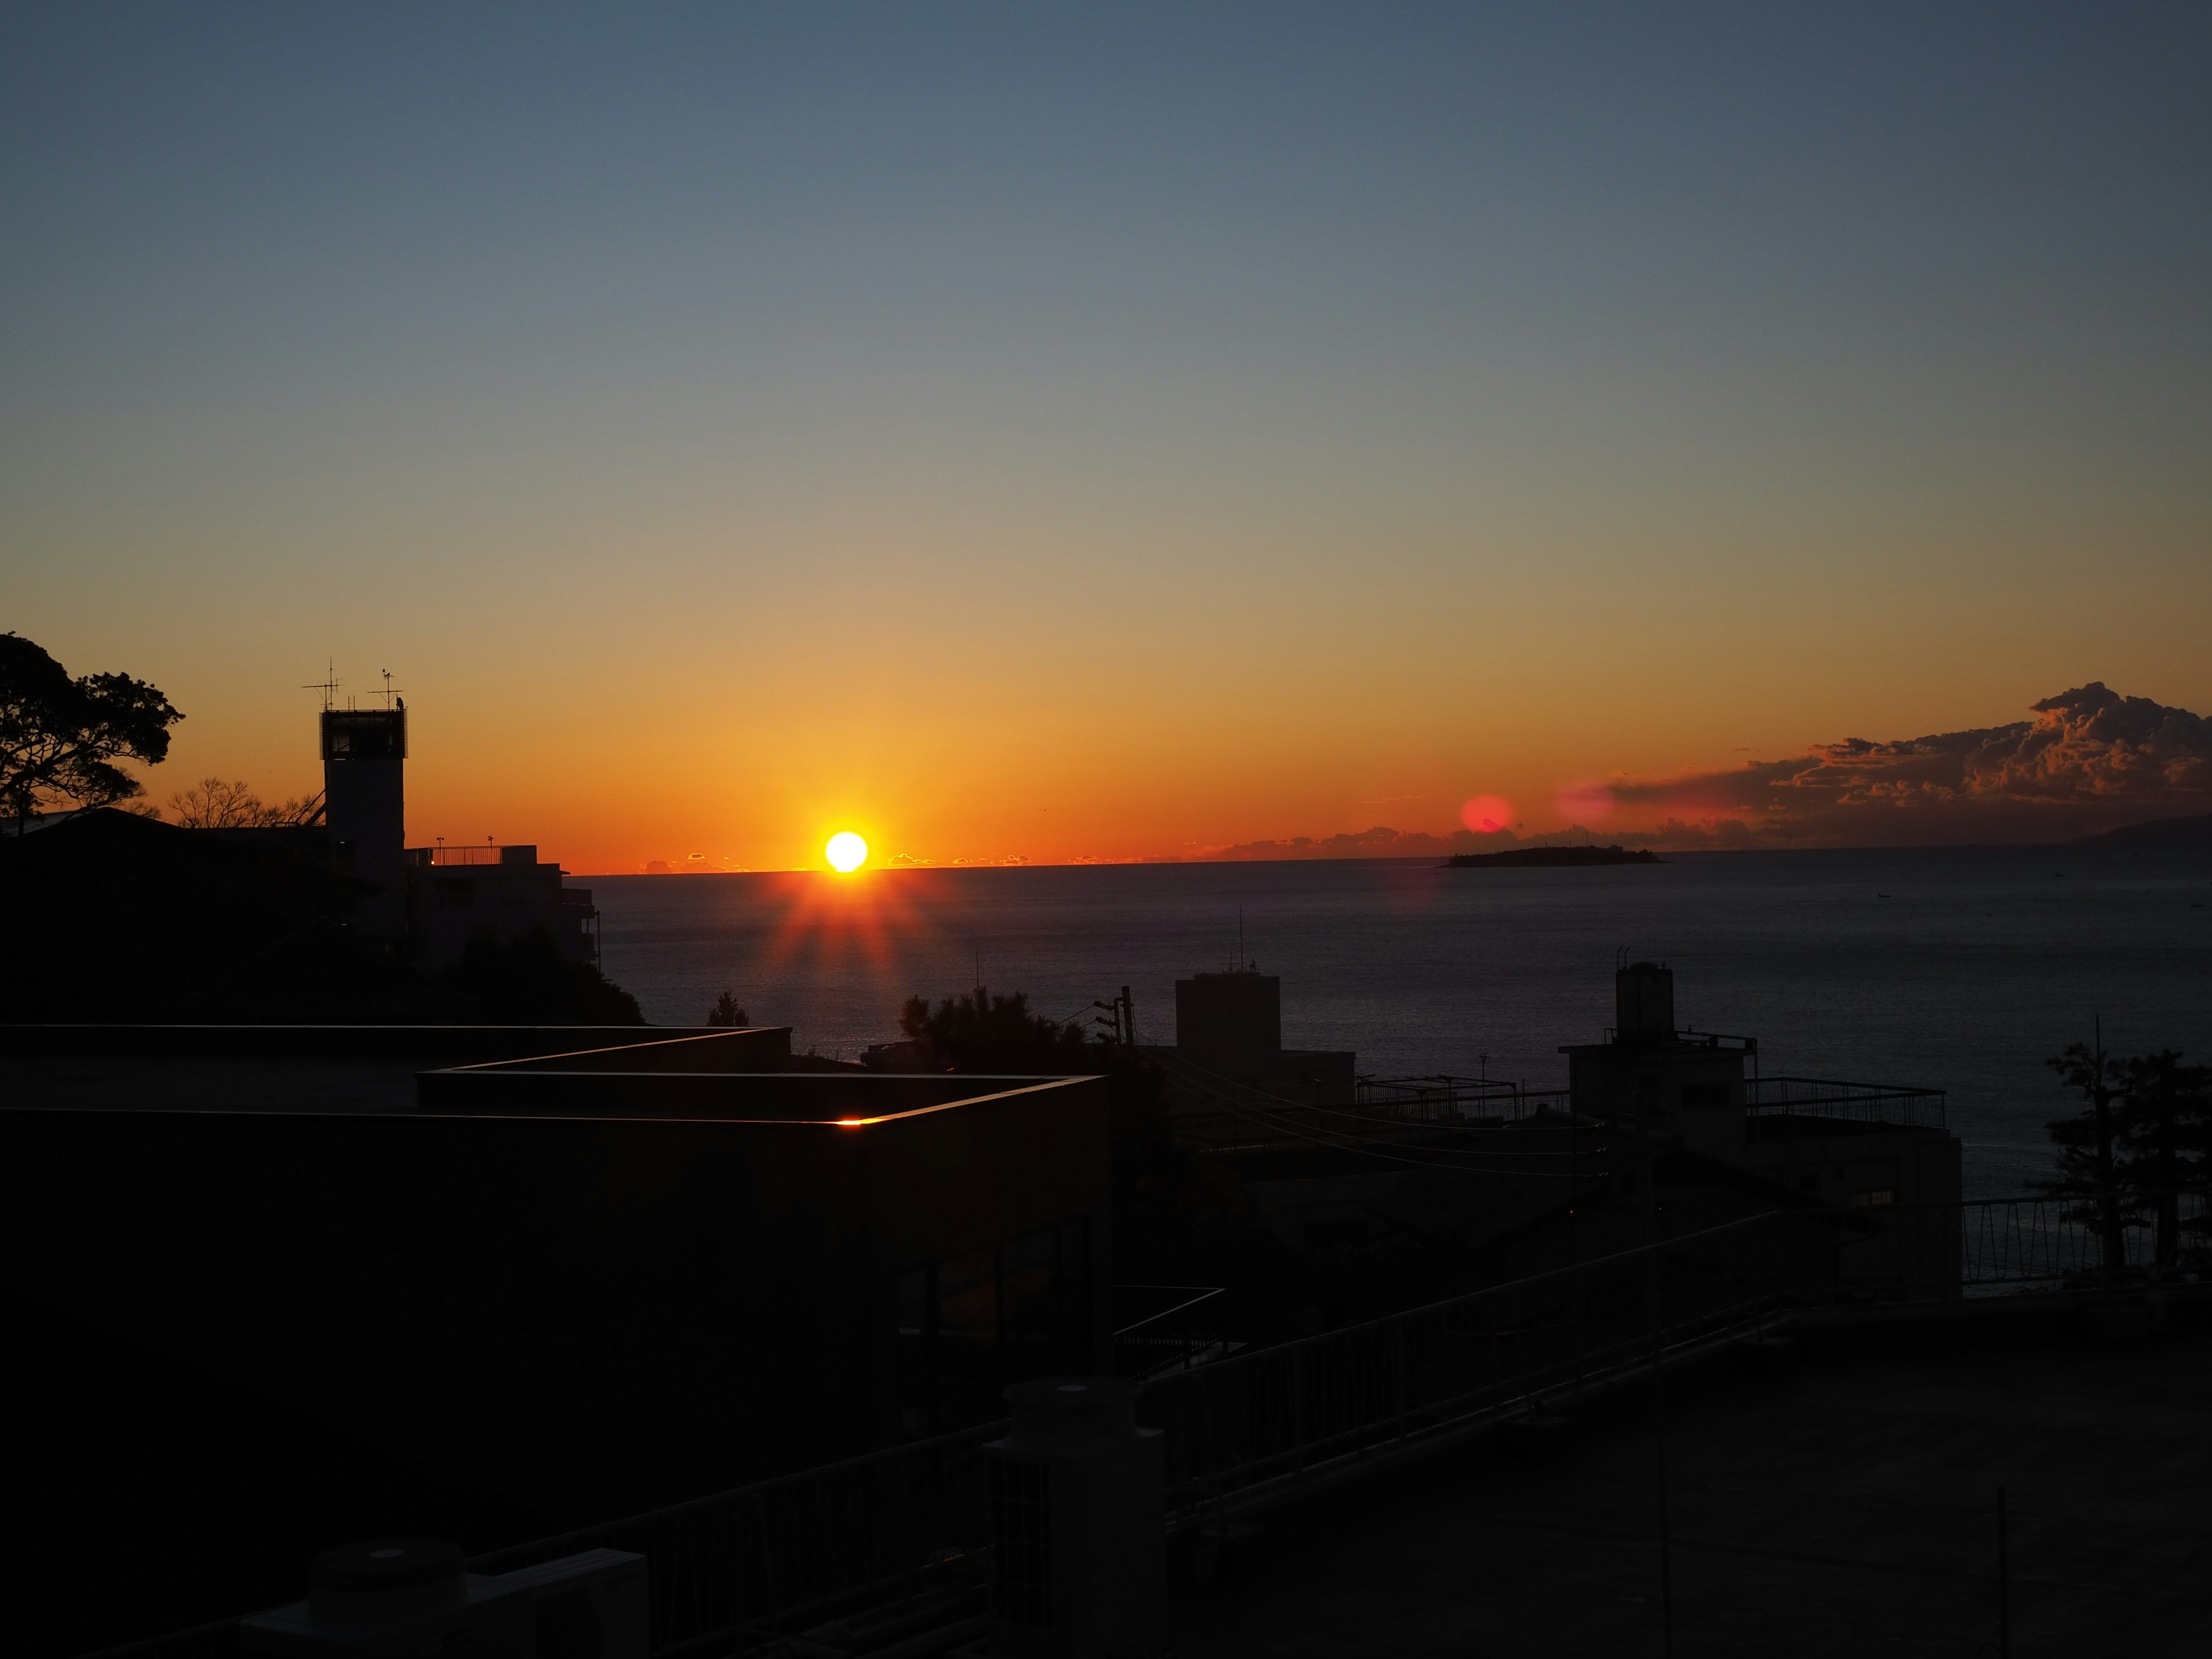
[1445,844,1661,868]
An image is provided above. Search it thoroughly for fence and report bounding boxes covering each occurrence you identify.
[1958,1190,2212,1289]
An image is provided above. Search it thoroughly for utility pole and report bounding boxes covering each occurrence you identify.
[1997,1485,2010,1658]
[1089,986,1137,1048]
[1641,1081,1675,1658]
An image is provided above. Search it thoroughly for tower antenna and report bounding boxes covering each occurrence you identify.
[302,661,339,712]
[378,669,407,710]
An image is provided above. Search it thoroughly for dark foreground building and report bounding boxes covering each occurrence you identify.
[1,1031,1112,1652]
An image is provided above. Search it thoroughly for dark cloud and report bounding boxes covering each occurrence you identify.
[1613,683,2212,846]
[1208,826,1463,862]
[1195,684,2211,861]
[1206,823,1644,862]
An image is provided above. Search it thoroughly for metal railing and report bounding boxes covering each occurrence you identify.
[79,1209,1843,1659]
[1959,1190,2212,1289]
[1137,1209,1818,1520]
[1354,1075,1577,1125]
[474,1422,1004,1658]
[404,844,523,868]
[1166,1052,1584,1152]
[1746,1075,1948,1132]
[1114,1285,1232,1380]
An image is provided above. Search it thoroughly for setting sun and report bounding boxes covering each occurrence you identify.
[824,831,869,873]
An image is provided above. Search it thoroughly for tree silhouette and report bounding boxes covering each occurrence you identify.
[1,632,183,830]
[2115,1050,2212,1271]
[439,929,645,1025]
[2041,1039,2134,1276]
[897,985,1091,1072]
[706,990,749,1027]
[170,777,324,829]
[2043,1040,2212,1277]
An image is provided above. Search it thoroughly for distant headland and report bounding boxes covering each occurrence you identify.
[2072,812,2212,847]
[1444,845,1661,869]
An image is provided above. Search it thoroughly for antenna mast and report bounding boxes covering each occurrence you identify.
[302,661,340,712]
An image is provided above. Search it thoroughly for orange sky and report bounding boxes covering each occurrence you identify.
[6,9,2209,869]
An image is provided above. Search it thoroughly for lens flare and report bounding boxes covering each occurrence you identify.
[825,831,869,873]
[1459,794,1513,835]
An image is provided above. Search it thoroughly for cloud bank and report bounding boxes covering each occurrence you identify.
[1203,684,2212,859]
[1609,683,2212,847]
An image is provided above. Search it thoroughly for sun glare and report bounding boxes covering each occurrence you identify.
[825,831,869,873]
[1460,794,1514,835]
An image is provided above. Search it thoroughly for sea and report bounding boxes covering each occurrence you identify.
[587,844,2212,1201]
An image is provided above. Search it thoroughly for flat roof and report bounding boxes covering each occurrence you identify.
[1171,1322,2212,1653]
[415,1067,1105,1124]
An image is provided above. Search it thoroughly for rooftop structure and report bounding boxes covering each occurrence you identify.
[1162,966,1357,1127]
[309,688,599,969]
[321,706,408,941]
[2,1037,1113,1541]
[406,841,599,970]
[1562,960,1962,1300]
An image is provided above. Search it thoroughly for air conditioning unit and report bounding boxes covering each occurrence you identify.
[241,1539,647,1659]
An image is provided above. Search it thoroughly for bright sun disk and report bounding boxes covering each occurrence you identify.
[825,831,869,873]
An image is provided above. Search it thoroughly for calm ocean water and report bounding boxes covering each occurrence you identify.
[586,846,2212,1200]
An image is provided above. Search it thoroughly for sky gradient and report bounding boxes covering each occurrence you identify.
[5,3,2209,870]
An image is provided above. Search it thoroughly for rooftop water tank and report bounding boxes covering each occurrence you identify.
[985,1377,1165,1658]
[1616,961,1675,1043]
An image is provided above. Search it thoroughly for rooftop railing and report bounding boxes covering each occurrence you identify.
[1745,1075,1948,1132]
[403,843,540,868]
[87,1207,1836,1659]
[1354,1075,1579,1124]
[1137,1209,1816,1521]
